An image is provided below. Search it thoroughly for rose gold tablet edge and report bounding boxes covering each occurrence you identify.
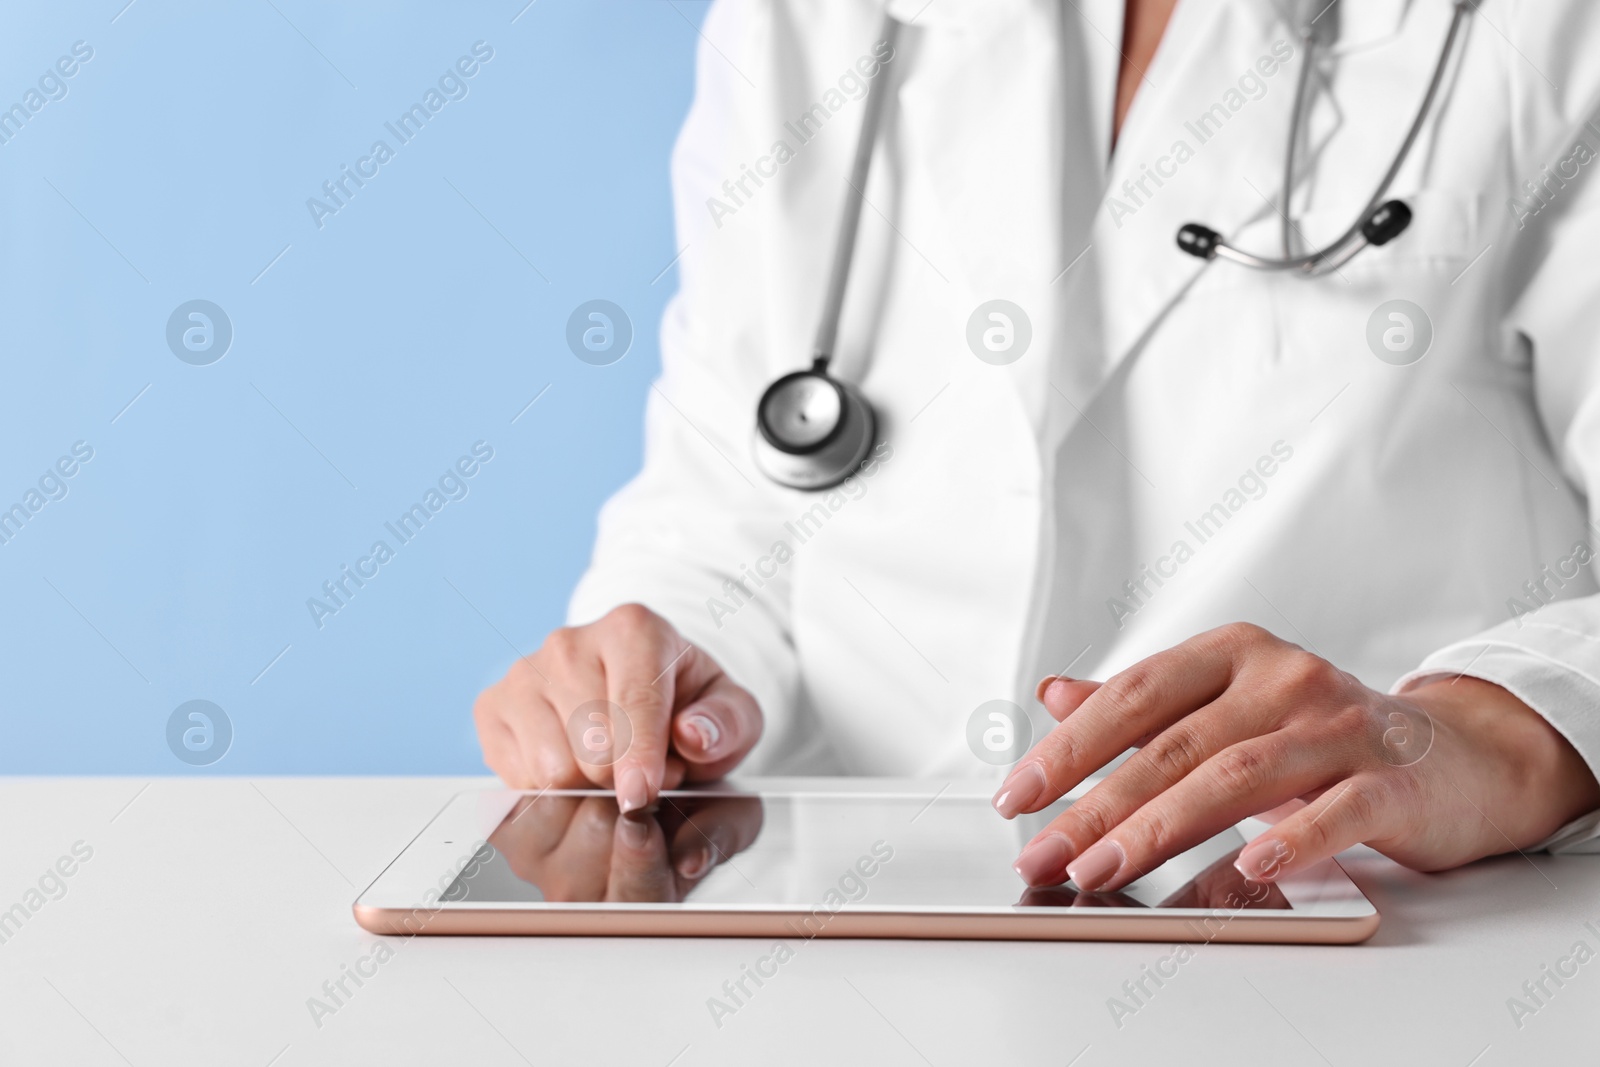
[353,891,1380,945]
[353,904,1378,944]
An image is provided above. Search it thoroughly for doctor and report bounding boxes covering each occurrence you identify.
[476,0,1600,892]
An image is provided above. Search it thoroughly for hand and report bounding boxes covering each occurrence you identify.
[994,622,1600,890]
[488,793,765,902]
[473,604,763,811]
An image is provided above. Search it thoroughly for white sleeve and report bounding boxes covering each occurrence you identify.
[566,0,805,767]
[1394,6,1600,853]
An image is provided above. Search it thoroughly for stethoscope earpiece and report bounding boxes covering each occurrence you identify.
[1176,223,1223,261]
[753,370,876,491]
[1361,200,1412,246]
[1179,198,1412,265]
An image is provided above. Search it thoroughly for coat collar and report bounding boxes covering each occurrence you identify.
[1329,0,1416,53]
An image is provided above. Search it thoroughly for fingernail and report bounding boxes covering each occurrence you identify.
[1035,675,1077,703]
[676,843,712,879]
[616,765,649,814]
[1013,832,1073,886]
[1234,837,1288,882]
[993,762,1048,818]
[1067,839,1126,892]
[680,713,721,757]
[617,814,651,849]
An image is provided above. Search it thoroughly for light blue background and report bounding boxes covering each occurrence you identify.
[0,1,705,773]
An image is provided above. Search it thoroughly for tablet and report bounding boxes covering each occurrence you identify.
[353,784,1378,943]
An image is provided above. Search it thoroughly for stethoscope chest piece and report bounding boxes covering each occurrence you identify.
[753,370,876,491]
[750,12,900,491]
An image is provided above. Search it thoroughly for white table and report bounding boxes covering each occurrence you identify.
[0,777,1593,1066]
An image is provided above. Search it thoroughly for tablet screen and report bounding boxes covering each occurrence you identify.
[438,791,1291,912]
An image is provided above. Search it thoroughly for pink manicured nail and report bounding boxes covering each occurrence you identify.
[1067,839,1125,891]
[992,762,1048,818]
[1036,676,1085,705]
[1234,837,1289,882]
[615,765,649,814]
[1013,832,1073,886]
[679,713,721,757]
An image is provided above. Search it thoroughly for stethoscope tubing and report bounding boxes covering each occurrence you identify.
[1199,0,1473,275]
[810,13,903,372]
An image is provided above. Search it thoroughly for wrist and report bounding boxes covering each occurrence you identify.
[1406,676,1600,839]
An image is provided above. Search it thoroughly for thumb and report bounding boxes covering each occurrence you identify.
[671,653,763,780]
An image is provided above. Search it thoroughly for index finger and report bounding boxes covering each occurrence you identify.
[598,608,685,813]
[995,634,1238,818]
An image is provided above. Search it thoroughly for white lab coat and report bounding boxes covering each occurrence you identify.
[569,0,1600,848]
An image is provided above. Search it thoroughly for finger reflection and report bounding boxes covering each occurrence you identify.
[1013,847,1291,910]
[1156,848,1292,910]
[1015,885,1147,908]
[473,792,765,904]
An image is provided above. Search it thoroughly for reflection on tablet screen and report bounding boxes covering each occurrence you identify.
[440,792,1290,912]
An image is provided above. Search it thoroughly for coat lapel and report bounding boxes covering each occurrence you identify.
[890,0,1120,432]
[891,0,1101,293]
[1089,0,1305,381]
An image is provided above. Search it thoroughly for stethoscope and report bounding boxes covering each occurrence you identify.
[754,1,1472,490]
[752,15,900,491]
[1178,0,1474,272]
